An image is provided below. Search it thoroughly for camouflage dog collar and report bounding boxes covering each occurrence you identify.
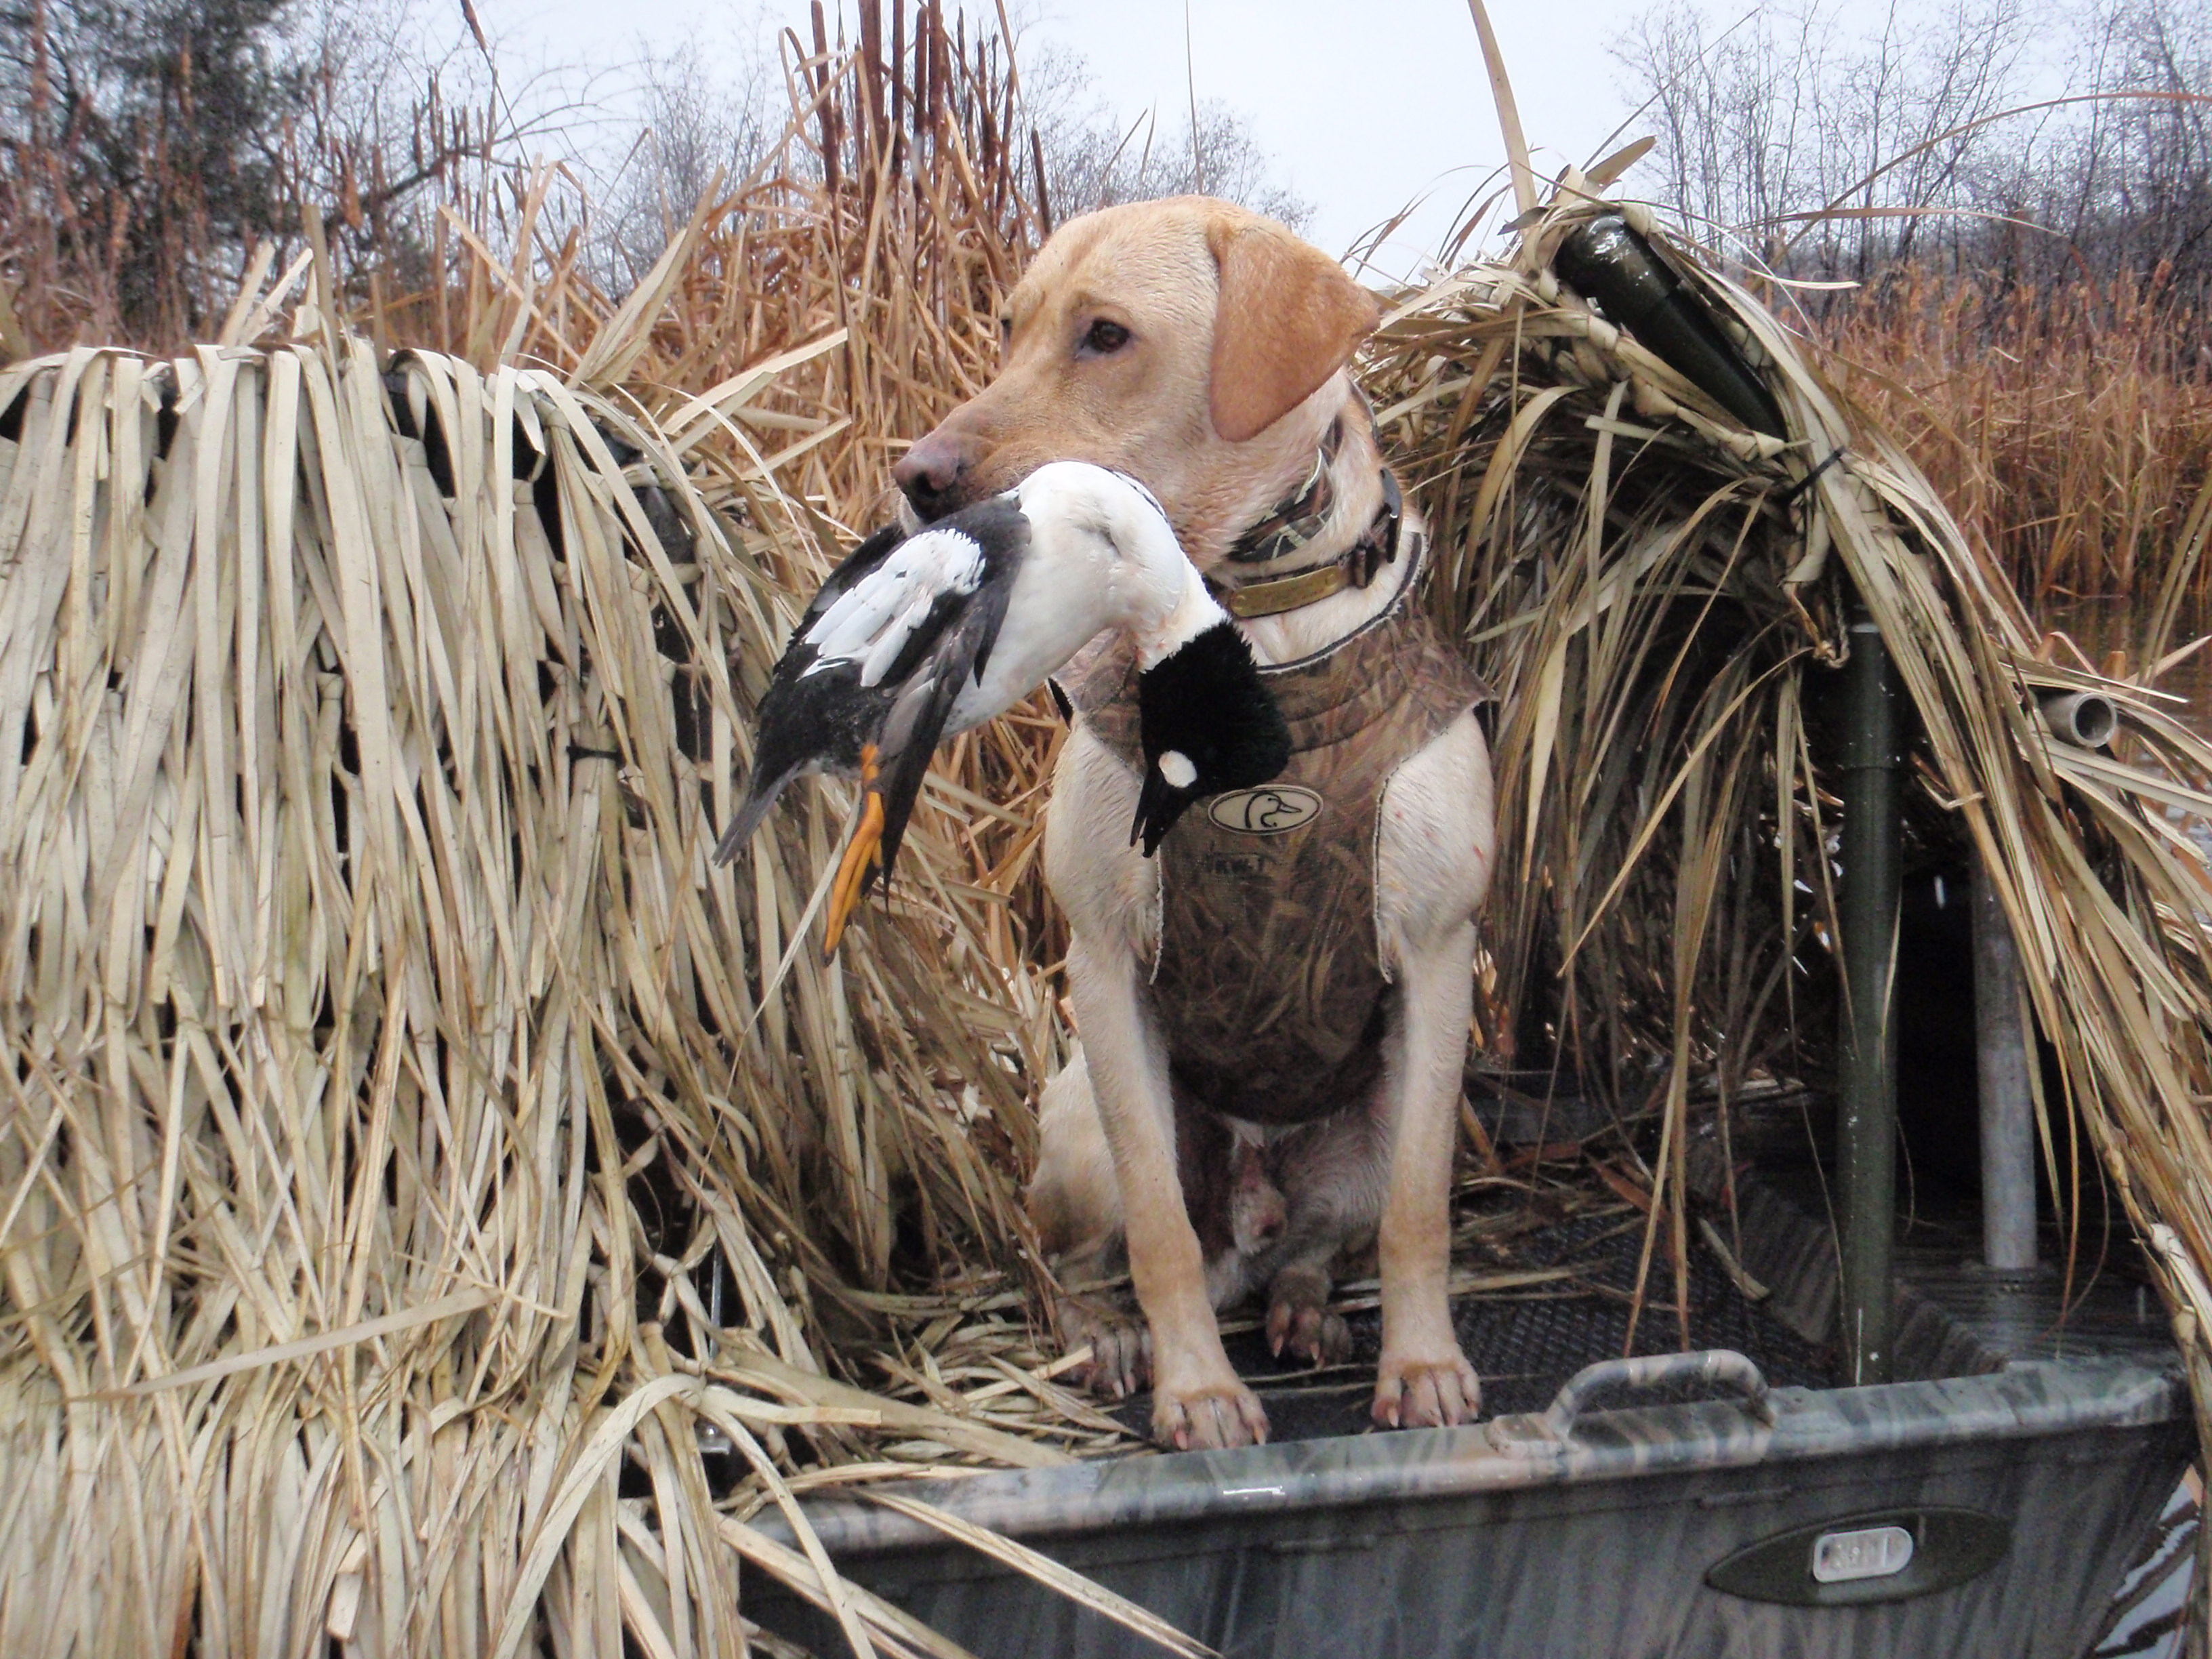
[1223,417,1344,567]
[1214,468,1406,619]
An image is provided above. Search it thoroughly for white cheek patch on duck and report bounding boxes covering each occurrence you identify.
[800,529,986,682]
[1130,619,1294,855]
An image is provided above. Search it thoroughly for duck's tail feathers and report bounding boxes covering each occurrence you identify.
[713,767,795,865]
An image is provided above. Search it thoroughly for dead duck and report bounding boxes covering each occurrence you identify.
[716,460,1291,952]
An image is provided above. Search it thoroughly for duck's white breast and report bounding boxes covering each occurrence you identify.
[946,520,1123,734]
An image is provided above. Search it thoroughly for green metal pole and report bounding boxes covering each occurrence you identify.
[1837,596,1902,1386]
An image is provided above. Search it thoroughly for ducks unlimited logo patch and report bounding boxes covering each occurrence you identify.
[1207,785,1323,835]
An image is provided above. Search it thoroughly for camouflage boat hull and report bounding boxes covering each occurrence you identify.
[750,1355,2186,1658]
[752,1155,2187,1658]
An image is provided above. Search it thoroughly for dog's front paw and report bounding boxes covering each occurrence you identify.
[1265,1267,1351,1368]
[1152,1370,1270,1451]
[1372,1348,1481,1429]
[1057,1296,1153,1399]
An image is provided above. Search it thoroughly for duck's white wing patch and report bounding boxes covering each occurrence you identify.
[801,528,987,684]
[858,583,947,686]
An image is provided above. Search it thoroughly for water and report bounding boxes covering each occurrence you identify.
[2036,596,2212,735]
[2036,596,2212,864]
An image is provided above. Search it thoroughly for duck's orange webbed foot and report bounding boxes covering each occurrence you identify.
[823,745,885,957]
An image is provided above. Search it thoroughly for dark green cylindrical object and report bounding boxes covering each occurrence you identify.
[1552,215,1788,441]
[1837,598,1903,1386]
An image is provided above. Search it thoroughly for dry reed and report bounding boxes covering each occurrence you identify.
[1816,268,2212,603]
[0,15,1183,1658]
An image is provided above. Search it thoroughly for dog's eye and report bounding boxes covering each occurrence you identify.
[1080,318,1131,356]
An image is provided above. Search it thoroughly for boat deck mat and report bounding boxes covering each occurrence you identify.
[1113,1196,1839,1443]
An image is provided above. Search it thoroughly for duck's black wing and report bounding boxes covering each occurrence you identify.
[716,512,1019,866]
[867,539,1021,885]
[717,523,910,863]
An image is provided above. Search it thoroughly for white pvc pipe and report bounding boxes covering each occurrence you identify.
[2036,690,2117,749]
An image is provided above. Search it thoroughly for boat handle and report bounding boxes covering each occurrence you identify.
[1536,1349,1776,1440]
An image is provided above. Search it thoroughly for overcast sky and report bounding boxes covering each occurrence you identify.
[497,0,2045,277]
[1017,0,1671,272]
[489,0,1660,272]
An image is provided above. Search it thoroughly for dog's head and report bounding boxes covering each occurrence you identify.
[893,196,1379,568]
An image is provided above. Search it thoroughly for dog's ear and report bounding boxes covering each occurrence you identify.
[1206,217,1380,444]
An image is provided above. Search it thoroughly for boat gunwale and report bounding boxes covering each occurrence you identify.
[754,1355,2188,1556]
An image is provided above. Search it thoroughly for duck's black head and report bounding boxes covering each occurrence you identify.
[1131,621,1292,855]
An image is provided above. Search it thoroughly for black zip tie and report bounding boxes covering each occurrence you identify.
[1780,446,1848,506]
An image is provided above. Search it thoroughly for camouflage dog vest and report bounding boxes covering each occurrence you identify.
[1065,542,1492,1126]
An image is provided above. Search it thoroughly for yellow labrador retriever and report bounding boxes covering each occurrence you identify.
[895,197,1497,1450]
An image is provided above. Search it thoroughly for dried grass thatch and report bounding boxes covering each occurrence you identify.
[1364,176,2212,1420]
[0,16,1185,1654]
[0,293,1204,1652]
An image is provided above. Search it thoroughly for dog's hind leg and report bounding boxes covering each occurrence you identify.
[1265,1259,1351,1368]
[1259,1109,1389,1368]
[1028,1051,1155,1397]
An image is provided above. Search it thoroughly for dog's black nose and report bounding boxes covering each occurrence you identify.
[895,427,982,520]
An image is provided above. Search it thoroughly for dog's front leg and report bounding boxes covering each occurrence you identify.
[1067,931,1271,1450]
[1369,710,1494,1429]
[1372,916,1483,1428]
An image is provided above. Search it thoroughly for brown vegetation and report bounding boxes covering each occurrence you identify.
[1618,0,2212,603]
[1814,266,2212,603]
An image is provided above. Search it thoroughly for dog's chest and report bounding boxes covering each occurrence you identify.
[1063,576,1490,1124]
